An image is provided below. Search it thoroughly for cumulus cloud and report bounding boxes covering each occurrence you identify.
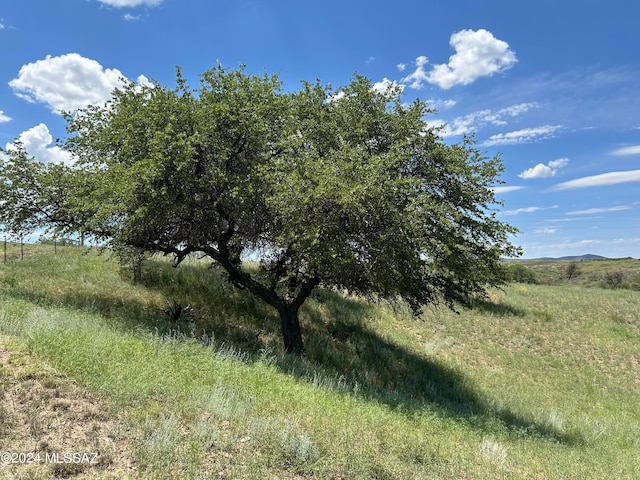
[550,169,640,190]
[610,145,640,156]
[9,53,126,112]
[97,0,163,7]
[135,74,154,90]
[0,110,10,123]
[401,56,430,89]
[519,158,569,179]
[429,29,517,89]
[9,54,151,113]
[402,29,517,90]
[519,164,554,179]
[482,125,562,147]
[372,78,404,95]
[5,123,73,165]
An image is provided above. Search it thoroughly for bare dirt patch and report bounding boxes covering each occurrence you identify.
[0,337,138,479]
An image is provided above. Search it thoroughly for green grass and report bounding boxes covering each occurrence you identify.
[1,244,639,478]
[505,257,640,289]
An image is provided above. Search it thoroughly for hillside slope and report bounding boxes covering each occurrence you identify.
[0,245,639,478]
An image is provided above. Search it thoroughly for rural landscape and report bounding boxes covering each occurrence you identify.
[0,242,639,478]
[1,2,639,479]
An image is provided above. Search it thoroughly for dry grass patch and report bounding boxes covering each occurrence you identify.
[0,336,137,479]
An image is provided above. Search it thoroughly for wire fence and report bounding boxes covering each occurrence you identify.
[2,236,22,263]
[2,235,83,263]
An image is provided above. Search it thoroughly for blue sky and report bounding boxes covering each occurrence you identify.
[1,0,639,258]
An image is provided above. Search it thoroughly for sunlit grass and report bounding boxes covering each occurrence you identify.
[0,245,639,478]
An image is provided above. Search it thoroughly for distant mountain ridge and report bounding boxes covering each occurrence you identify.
[533,254,608,261]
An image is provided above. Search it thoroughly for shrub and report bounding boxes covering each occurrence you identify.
[603,271,624,289]
[503,263,539,284]
[565,262,581,280]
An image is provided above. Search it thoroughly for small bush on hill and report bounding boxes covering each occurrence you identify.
[503,263,539,284]
[603,271,624,289]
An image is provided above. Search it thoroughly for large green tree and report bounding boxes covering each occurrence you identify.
[1,65,520,354]
[0,141,85,241]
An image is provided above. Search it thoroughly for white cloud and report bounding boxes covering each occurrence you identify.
[332,78,403,102]
[328,91,345,103]
[495,103,537,118]
[9,54,150,113]
[97,0,163,7]
[403,29,517,90]
[548,158,569,169]
[567,205,632,215]
[0,110,10,123]
[372,78,404,95]
[502,206,544,215]
[10,53,126,113]
[123,13,141,21]
[545,217,598,223]
[610,145,640,156]
[534,227,558,235]
[5,123,73,165]
[482,125,562,146]
[519,164,555,179]
[396,63,407,72]
[441,102,538,137]
[401,56,430,89]
[519,157,569,179]
[550,169,640,190]
[440,115,480,137]
[491,186,526,194]
[135,74,153,90]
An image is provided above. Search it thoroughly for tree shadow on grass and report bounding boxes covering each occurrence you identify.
[466,297,527,317]
[136,260,285,351]
[2,256,281,351]
[2,255,579,445]
[280,289,579,444]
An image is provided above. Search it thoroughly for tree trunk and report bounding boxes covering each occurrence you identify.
[278,305,304,355]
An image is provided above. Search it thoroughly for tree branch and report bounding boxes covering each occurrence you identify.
[291,276,321,311]
[200,243,283,309]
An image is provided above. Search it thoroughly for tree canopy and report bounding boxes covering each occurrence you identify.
[0,64,520,354]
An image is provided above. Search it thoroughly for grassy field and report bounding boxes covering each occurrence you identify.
[0,244,639,478]
[505,256,640,289]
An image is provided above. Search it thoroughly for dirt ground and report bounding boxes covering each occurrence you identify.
[0,336,138,479]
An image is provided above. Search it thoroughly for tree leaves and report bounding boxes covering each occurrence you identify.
[0,64,521,352]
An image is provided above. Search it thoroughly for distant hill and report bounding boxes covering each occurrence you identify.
[534,254,608,261]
